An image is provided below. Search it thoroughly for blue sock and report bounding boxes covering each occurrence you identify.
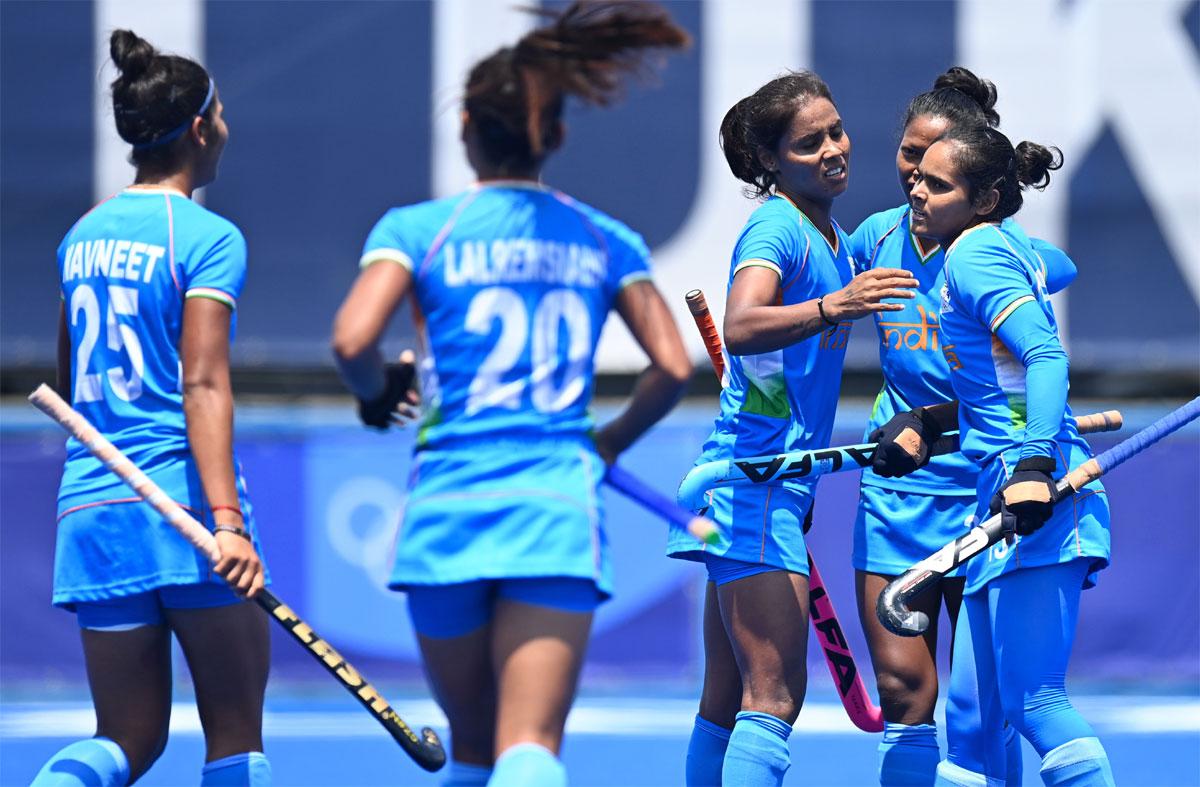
[445,760,493,786]
[721,710,792,787]
[489,743,566,787]
[200,751,272,786]
[1003,725,1022,785]
[879,722,940,785]
[1038,738,1113,787]
[934,759,992,787]
[32,737,130,787]
[686,714,732,786]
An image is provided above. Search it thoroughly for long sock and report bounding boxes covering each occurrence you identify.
[1003,724,1023,785]
[489,742,566,787]
[200,751,272,786]
[686,714,732,786]
[445,760,493,786]
[721,710,792,787]
[1038,738,1114,787]
[31,737,130,787]
[878,722,940,785]
[934,759,995,787]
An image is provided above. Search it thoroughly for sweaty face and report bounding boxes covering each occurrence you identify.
[896,114,949,199]
[908,140,982,246]
[764,97,850,205]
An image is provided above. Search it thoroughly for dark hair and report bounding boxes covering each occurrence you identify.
[464,1,689,174]
[109,29,213,168]
[903,66,999,134]
[939,125,1063,221]
[719,71,834,199]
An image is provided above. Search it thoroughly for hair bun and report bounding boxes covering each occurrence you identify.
[933,66,999,127]
[110,29,156,81]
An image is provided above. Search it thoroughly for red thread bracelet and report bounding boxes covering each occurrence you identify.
[211,504,243,516]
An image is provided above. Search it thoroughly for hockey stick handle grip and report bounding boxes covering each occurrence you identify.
[685,289,725,383]
[879,398,1199,636]
[606,463,720,545]
[26,384,447,772]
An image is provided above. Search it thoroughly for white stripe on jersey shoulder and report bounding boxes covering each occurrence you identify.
[944,221,998,257]
[185,287,236,309]
[733,258,783,278]
[617,270,653,291]
[360,248,415,271]
[989,294,1037,332]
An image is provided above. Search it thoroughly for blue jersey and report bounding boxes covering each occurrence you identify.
[57,188,247,515]
[697,195,854,470]
[938,222,1108,592]
[361,181,650,449]
[668,196,853,570]
[850,205,1077,496]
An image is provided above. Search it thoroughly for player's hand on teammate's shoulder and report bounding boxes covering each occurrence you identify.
[214,528,265,598]
[357,349,420,430]
[825,267,918,321]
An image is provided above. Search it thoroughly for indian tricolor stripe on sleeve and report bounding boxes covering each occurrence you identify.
[185,287,236,309]
[988,294,1036,332]
[360,248,414,271]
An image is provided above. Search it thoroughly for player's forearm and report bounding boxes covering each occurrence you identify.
[995,303,1069,460]
[596,365,688,458]
[333,347,387,402]
[183,382,241,516]
[723,300,830,355]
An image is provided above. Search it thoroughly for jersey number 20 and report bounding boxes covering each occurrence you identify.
[70,283,144,403]
[465,286,590,416]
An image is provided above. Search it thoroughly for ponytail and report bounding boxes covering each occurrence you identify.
[464,1,689,172]
[939,125,1062,221]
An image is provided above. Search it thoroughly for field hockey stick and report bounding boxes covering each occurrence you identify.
[27,384,447,773]
[684,289,883,733]
[605,464,720,545]
[677,411,1123,512]
[878,397,1200,637]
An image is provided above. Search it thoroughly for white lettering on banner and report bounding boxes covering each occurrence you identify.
[959,0,1200,338]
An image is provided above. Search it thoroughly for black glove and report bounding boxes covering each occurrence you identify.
[989,456,1058,540]
[357,360,416,430]
[868,408,947,477]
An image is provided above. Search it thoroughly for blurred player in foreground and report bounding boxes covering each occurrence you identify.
[666,71,917,786]
[33,29,270,787]
[904,127,1113,786]
[331,3,691,785]
[850,66,1078,786]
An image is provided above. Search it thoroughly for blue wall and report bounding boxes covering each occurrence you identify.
[4,403,1197,690]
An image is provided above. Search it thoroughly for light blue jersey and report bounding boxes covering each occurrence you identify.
[668,195,854,570]
[939,222,1109,593]
[362,181,651,593]
[850,205,1078,496]
[362,181,650,449]
[54,188,262,606]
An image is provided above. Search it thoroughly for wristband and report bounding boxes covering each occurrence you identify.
[816,296,838,327]
[214,524,251,541]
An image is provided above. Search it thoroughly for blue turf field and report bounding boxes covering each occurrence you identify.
[3,692,1197,786]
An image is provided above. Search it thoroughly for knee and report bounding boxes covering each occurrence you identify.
[741,669,807,724]
[874,668,937,722]
[100,725,168,780]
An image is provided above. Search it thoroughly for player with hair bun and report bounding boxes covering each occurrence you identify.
[667,70,918,787]
[903,126,1114,787]
[33,29,271,787]
[849,67,1078,785]
[331,3,691,785]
